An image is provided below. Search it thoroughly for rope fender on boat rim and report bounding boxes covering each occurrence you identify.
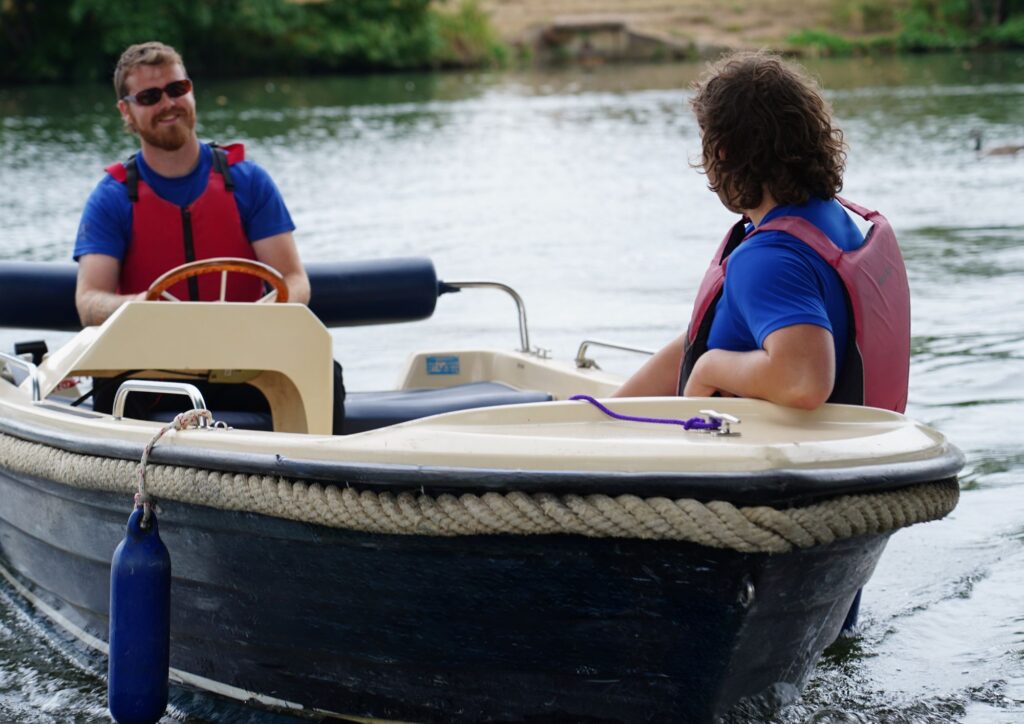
[0,429,958,554]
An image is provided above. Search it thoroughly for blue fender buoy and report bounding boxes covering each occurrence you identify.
[108,507,171,724]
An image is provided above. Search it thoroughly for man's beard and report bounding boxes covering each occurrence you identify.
[133,106,196,151]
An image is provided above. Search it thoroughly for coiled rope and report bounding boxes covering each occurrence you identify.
[0,429,958,554]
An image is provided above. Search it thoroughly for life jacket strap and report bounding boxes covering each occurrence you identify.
[124,155,140,202]
[210,146,235,192]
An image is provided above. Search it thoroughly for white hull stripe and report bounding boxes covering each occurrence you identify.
[0,559,382,720]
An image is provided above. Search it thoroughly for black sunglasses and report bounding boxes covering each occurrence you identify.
[122,78,193,107]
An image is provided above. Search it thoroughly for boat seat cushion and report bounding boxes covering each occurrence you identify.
[147,382,553,434]
[147,409,275,431]
[343,382,553,434]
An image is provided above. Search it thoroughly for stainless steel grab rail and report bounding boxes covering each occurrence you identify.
[113,380,207,422]
[575,339,655,369]
[443,281,532,353]
[0,351,41,402]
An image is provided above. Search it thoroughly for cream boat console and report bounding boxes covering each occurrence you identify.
[35,302,335,435]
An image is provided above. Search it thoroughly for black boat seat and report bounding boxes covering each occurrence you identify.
[343,382,554,434]
[146,382,553,434]
[146,408,272,431]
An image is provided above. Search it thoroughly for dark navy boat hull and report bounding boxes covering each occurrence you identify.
[0,464,886,722]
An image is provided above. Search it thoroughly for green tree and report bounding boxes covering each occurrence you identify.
[0,0,503,84]
[898,0,1024,48]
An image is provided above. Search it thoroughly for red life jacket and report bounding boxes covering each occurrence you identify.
[677,197,911,412]
[105,143,261,302]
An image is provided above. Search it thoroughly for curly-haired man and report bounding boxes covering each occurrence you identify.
[616,51,910,413]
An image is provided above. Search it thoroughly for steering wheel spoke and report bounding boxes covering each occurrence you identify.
[145,257,289,304]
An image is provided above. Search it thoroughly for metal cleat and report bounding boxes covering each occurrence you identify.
[699,409,741,437]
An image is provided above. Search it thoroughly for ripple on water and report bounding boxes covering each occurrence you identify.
[785,485,1024,722]
[0,591,108,722]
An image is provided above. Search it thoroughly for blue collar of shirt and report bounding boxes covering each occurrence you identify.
[747,196,864,251]
[756,197,829,227]
[135,143,213,208]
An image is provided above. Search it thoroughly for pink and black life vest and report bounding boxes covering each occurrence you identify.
[105,143,261,302]
[677,197,911,412]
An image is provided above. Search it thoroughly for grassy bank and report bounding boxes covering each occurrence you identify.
[482,0,1024,60]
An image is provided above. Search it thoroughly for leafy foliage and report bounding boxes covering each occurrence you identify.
[830,0,900,33]
[789,0,1024,54]
[787,29,857,56]
[987,13,1024,45]
[897,0,978,50]
[433,0,509,67]
[0,0,506,83]
[896,0,1024,49]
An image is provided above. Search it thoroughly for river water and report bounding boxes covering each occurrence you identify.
[1,52,1023,722]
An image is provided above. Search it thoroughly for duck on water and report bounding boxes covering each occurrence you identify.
[970,128,1024,156]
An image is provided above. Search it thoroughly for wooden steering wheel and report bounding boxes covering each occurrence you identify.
[145,257,289,303]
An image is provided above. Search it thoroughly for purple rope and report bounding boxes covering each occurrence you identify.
[569,395,721,431]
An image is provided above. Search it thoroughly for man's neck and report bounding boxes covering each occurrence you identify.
[744,190,779,227]
[139,136,202,178]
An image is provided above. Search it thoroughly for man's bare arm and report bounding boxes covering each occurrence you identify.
[613,334,686,397]
[682,324,835,410]
[252,232,310,305]
[75,254,144,327]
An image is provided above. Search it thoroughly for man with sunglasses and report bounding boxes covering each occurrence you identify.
[70,42,349,432]
[73,41,309,325]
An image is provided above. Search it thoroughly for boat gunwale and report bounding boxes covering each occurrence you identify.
[0,412,965,507]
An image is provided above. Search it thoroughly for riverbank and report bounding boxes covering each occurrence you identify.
[1,0,1021,84]
[481,0,837,56]
[477,0,1024,63]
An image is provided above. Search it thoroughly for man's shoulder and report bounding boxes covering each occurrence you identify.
[212,146,293,235]
[229,156,268,174]
[730,231,826,285]
[224,155,286,210]
[735,230,806,259]
[75,172,133,261]
[768,197,865,251]
[86,171,130,208]
[226,156,276,188]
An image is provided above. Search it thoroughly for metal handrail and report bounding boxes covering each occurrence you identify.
[442,281,531,353]
[575,339,655,369]
[113,380,207,422]
[0,351,41,401]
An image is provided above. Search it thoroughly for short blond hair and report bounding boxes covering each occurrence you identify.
[113,42,186,100]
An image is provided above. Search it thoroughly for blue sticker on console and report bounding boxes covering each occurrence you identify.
[426,356,460,375]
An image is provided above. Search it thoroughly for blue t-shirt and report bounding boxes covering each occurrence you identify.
[707,197,865,368]
[73,143,295,261]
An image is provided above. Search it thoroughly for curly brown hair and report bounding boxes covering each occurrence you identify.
[690,51,846,210]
